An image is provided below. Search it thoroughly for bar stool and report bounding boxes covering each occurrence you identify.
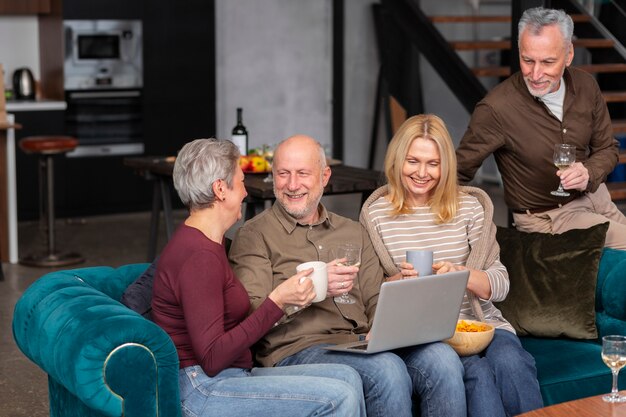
[19,136,84,267]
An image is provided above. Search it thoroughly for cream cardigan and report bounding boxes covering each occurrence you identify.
[360,184,509,327]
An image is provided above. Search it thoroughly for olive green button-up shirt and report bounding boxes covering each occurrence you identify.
[229,202,384,367]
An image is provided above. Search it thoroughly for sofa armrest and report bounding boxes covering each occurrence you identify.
[596,248,626,338]
[12,266,180,417]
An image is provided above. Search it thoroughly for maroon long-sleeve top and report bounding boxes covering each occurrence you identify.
[152,224,284,376]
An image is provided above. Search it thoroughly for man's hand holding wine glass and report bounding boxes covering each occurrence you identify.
[557,161,590,192]
[326,259,358,298]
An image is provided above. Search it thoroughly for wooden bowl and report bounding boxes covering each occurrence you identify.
[444,320,494,356]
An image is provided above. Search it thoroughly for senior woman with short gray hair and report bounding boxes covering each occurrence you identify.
[151,138,366,417]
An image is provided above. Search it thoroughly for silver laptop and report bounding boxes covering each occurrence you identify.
[324,270,469,354]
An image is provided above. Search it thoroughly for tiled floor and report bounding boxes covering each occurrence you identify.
[1,185,622,416]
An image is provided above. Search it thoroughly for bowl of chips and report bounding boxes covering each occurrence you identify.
[444,319,494,356]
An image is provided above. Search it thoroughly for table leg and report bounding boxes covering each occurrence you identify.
[361,190,375,207]
[161,179,174,238]
[148,180,161,262]
[245,199,258,220]
[244,198,274,220]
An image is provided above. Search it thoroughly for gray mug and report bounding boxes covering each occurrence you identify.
[406,250,434,277]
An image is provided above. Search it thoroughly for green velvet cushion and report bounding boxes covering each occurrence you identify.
[495,222,609,339]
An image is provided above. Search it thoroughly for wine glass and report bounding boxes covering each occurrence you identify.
[262,144,275,183]
[601,335,626,403]
[333,243,361,305]
[551,144,576,197]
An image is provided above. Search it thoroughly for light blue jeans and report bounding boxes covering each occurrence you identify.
[278,343,464,417]
[460,329,543,417]
[394,342,467,417]
[179,363,366,417]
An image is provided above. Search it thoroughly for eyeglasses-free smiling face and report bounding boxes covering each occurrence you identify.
[519,24,573,98]
[272,136,330,224]
[402,137,441,206]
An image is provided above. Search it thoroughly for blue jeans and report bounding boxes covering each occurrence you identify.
[279,343,451,417]
[395,342,467,417]
[179,363,366,417]
[461,329,543,417]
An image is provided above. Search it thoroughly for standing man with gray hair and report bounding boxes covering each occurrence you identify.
[457,7,626,248]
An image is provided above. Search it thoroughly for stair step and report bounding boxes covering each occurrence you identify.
[472,63,626,78]
[604,91,626,103]
[449,40,510,50]
[430,15,512,23]
[577,63,626,74]
[613,120,626,134]
[471,66,510,77]
[450,38,614,51]
[607,181,626,201]
[574,38,615,48]
[429,14,591,23]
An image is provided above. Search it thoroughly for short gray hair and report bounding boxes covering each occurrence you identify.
[173,138,240,210]
[518,7,574,49]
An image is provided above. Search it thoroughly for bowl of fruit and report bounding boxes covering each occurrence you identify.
[239,145,273,173]
[239,154,270,173]
[444,320,494,356]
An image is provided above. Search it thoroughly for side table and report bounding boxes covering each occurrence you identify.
[517,392,626,417]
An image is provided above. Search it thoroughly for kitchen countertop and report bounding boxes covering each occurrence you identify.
[6,100,66,112]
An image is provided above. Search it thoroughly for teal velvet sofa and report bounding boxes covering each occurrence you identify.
[12,264,180,417]
[519,248,626,406]
[11,249,626,415]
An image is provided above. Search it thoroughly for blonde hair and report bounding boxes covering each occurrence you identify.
[383,114,459,223]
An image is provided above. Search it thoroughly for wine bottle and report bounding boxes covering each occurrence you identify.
[231,107,248,156]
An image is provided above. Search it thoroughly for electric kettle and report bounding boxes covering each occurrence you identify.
[13,68,36,100]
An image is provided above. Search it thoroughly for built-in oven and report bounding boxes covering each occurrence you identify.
[64,89,143,157]
[63,19,144,157]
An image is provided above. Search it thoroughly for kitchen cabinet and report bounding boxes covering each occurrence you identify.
[62,0,216,156]
[11,109,152,220]
[10,0,216,218]
[141,0,216,156]
[0,0,50,14]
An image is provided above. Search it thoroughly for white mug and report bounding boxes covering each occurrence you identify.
[406,250,434,277]
[296,261,328,303]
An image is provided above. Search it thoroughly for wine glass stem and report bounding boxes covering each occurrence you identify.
[612,370,620,396]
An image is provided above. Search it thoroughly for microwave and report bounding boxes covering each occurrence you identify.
[64,20,143,90]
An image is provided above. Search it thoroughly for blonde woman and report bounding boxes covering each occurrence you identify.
[360,115,543,416]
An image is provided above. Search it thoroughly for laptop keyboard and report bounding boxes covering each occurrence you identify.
[347,343,369,351]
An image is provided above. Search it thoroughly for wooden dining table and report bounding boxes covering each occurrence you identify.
[124,156,384,261]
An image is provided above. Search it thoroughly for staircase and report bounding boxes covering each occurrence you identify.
[380,0,626,202]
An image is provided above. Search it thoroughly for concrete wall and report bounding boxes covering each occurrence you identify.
[343,0,379,168]
[215,0,333,153]
[0,17,40,89]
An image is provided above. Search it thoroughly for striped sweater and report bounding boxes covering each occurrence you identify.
[360,185,514,333]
